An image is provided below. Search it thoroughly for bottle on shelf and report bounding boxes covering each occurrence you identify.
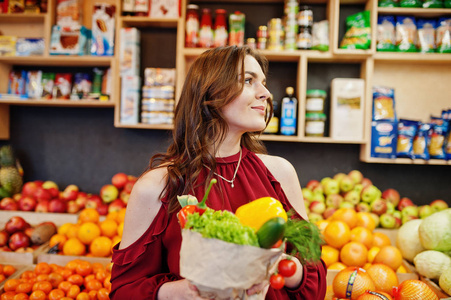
[199,8,214,48]
[214,8,228,47]
[264,94,280,134]
[229,11,245,46]
[185,4,200,48]
[280,86,298,136]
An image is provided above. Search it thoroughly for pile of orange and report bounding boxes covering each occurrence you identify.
[0,264,17,284]
[0,260,112,300]
[49,208,126,257]
[317,208,404,273]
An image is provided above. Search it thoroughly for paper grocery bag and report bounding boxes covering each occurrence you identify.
[180,229,283,300]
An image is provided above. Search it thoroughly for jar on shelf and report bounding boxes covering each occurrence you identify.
[214,8,228,47]
[257,25,268,50]
[305,112,326,137]
[297,26,312,50]
[298,5,313,28]
[306,89,326,113]
[199,8,214,48]
[185,4,200,48]
[267,18,284,51]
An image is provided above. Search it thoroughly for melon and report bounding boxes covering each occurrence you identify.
[396,218,425,262]
[413,250,451,280]
[419,209,451,252]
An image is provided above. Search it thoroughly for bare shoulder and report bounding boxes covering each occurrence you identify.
[119,167,168,249]
[256,153,308,219]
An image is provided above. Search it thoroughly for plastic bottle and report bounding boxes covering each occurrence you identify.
[214,9,228,47]
[185,4,200,48]
[264,94,280,134]
[280,87,298,136]
[199,8,214,48]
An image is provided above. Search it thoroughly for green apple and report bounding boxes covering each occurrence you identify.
[333,172,346,182]
[401,205,419,218]
[419,205,434,219]
[320,177,332,187]
[323,179,340,196]
[302,187,314,202]
[348,170,364,184]
[386,201,395,214]
[361,185,382,203]
[326,194,343,208]
[339,201,355,209]
[308,212,324,223]
[353,184,364,195]
[339,175,355,193]
[380,213,396,229]
[344,190,360,205]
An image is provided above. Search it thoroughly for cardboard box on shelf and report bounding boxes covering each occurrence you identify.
[119,28,141,77]
[0,210,79,228]
[149,0,179,18]
[37,251,111,268]
[91,4,116,56]
[120,75,141,124]
[0,243,47,265]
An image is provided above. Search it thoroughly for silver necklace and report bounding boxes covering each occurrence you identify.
[204,148,242,188]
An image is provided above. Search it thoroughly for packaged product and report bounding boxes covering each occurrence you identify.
[413,122,432,160]
[119,28,140,77]
[120,75,141,125]
[396,119,419,159]
[422,0,443,7]
[378,0,399,7]
[339,11,371,50]
[8,70,27,95]
[56,0,82,27]
[15,38,45,56]
[70,73,92,100]
[41,72,56,99]
[24,0,39,13]
[91,4,116,56]
[372,86,397,121]
[311,20,330,51]
[377,15,396,51]
[429,117,448,160]
[9,0,24,13]
[134,0,149,14]
[26,71,43,99]
[53,73,73,99]
[396,16,418,52]
[371,120,398,159]
[144,68,176,87]
[400,0,422,7]
[417,18,436,53]
[0,36,17,56]
[149,0,179,18]
[229,11,245,46]
[436,17,451,53]
[49,25,91,55]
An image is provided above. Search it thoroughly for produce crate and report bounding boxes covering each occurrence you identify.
[326,260,419,286]
[0,210,79,227]
[0,243,48,265]
[0,263,32,291]
[37,252,112,268]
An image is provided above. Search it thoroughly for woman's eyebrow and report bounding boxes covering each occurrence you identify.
[245,71,266,82]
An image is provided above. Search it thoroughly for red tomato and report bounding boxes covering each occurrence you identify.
[269,273,285,290]
[278,259,297,277]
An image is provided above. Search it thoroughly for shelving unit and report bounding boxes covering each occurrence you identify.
[1,0,450,165]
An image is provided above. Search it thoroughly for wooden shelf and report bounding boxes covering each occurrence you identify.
[378,7,451,17]
[374,52,451,63]
[0,99,114,107]
[362,157,451,165]
[120,16,179,28]
[115,123,174,130]
[260,134,367,144]
[0,56,114,67]
[0,13,46,23]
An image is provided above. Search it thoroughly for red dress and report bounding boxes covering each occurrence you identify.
[110,147,327,299]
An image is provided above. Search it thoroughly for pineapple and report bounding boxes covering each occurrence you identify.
[0,166,23,194]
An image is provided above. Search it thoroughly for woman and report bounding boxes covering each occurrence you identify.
[110,46,327,299]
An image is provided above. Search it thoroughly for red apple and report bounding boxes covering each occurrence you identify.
[9,232,31,251]
[24,227,34,238]
[18,196,37,211]
[35,199,50,212]
[62,184,79,201]
[13,194,22,201]
[21,182,39,197]
[96,203,109,216]
[323,207,337,219]
[86,194,103,209]
[0,197,19,211]
[100,184,119,203]
[42,180,59,190]
[66,201,81,214]
[112,173,129,190]
[0,246,11,252]
[430,199,449,212]
[370,198,388,216]
[123,181,135,194]
[46,187,60,199]
[120,190,130,204]
[48,199,67,213]
[75,192,88,208]
[382,188,401,207]
[397,197,414,211]
[361,178,373,189]
[306,180,321,191]
[34,180,44,187]
[0,231,9,247]
[127,175,137,183]
[5,216,29,234]
[108,199,126,213]
[33,187,52,201]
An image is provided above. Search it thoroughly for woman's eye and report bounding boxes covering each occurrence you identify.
[244,78,252,84]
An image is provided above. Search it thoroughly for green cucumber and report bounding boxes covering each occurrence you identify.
[257,217,286,249]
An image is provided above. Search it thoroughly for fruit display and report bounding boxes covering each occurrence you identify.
[0,172,136,215]
[303,170,449,229]
[48,208,124,258]
[0,263,18,284]
[0,146,23,199]
[0,260,112,300]
[396,208,451,297]
[0,216,56,253]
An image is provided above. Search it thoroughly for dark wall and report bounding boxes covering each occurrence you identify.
[1,105,450,206]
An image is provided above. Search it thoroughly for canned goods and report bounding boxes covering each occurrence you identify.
[257,25,268,39]
[257,37,267,50]
[297,26,313,50]
[268,18,284,51]
[246,38,256,49]
[306,89,326,113]
[298,5,313,27]
[305,112,326,137]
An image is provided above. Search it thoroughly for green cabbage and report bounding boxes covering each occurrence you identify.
[419,209,451,252]
[185,208,259,247]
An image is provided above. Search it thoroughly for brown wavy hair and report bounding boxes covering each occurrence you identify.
[148,46,273,213]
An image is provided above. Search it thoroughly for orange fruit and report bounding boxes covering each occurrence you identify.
[76,292,90,300]
[67,274,84,286]
[393,280,439,300]
[48,289,65,300]
[328,262,347,271]
[397,265,407,273]
[12,293,28,300]
[49,234,68,252]
[85,279,102,291]
[373,245,403,271]
[356,291,393,300]
[323,220,351,249]
[366,263,399,296]
[340,242,368,267]
[372,232,391,248]
[99,219,118,238]
[350,226,374,249]
[58,281,72,294]
[65,260,81,272]
[117,222,124,238]
[97,287,110,300]
[75,261,92,277]
[315,220,330,235]
[332,208,358,229]
[15,282,33,294]
[58,223,72,236]
[0,291,16,300]
[48,272,64,289]
[95,269,107,283]
[66,284,81,298]
[321,245,340,268]
[59,268,73,280]
[333,267,376,300]
[35,262,52,275]
[103,274,112,292]
[79,208,100,224]
[90,236,113,257]
[111,236,121,250]
[368,246,381,264]
[32,281,53,294]
[117,208,127,224]
[0,274,6,283]
[77,222,101,245]
[324,285,335,300]
[106,211,118,222]
[65,224,80,239]
[29,290,47,300]
[91,263,104,274]
[3,265,17,277]
[356,212,377,232]
[88,290,98,299]
[63,238,86,256]
[35,274,49,282]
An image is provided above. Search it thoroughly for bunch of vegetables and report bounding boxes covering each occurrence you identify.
[177,179,323,289]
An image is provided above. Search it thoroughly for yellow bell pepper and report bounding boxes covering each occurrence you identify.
[235,197,287,231]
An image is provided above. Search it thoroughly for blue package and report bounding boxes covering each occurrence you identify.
[372,86,397,121]
[15,38,45,56]
[377,15,396,51]
[396,119,419,159]
[413,123,433,160]
[371,120,398,159]
[396,16,418,52]
[429,118,449,160]
[417,18,437,52]
[8,70,27,95]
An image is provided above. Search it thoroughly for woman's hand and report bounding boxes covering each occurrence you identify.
[157,279,210,300]
[282,255,303,289]
[246,281,269,296]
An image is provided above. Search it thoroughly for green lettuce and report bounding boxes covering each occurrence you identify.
[185,208,259,247]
